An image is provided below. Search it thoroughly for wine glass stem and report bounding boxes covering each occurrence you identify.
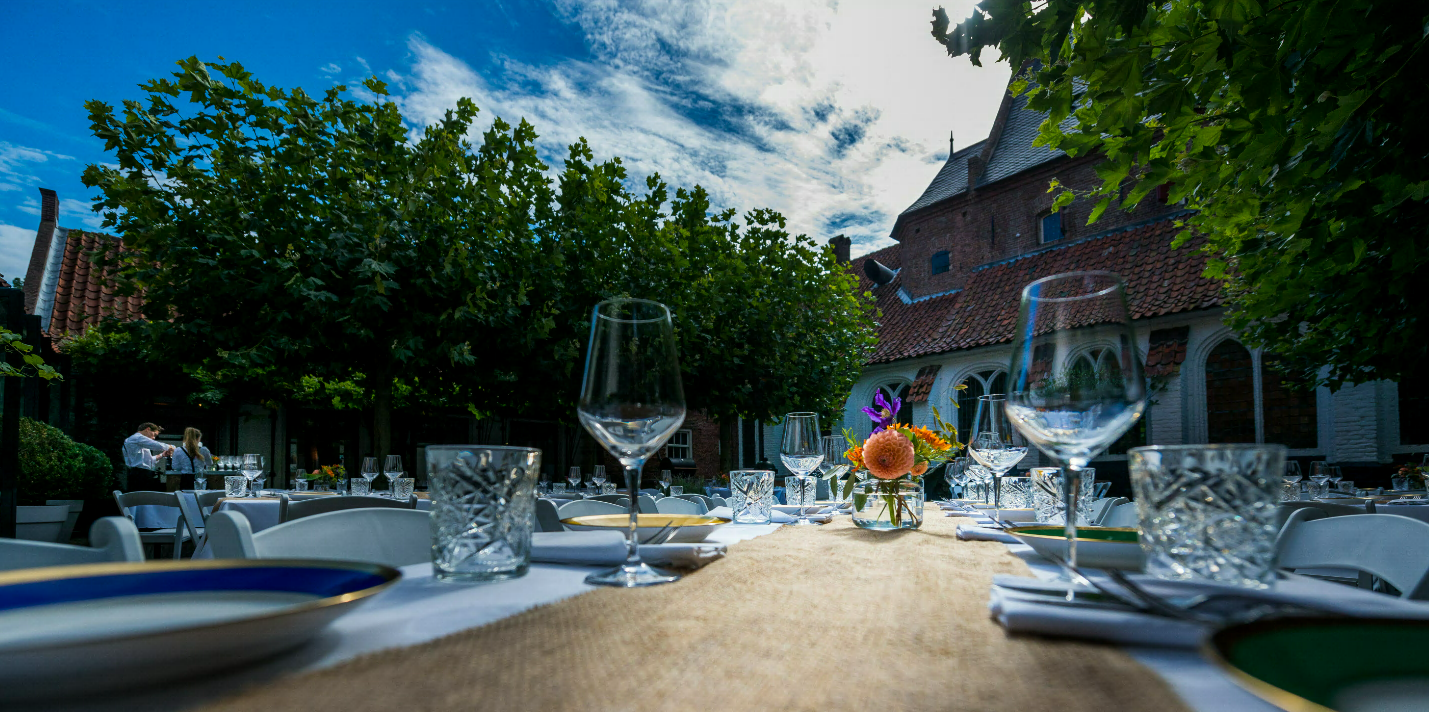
[623,466,644,570]
[1062,464,1082,600]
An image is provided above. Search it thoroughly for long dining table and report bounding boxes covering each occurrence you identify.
[41,505,1374,712]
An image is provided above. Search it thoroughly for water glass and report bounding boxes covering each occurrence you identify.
[193,475,207,491]
[785,476,816,506]
[601,483,617,495]
[997,476,1033,510]
[1338,480,1357,494]
[428,445,541,582]
[1280,480,1300,502]
[1030,467,1096,525]
[730,470,774,524]
[293,477,309,491]
[669,485,683,496]
[551,482,566,495]
[350,478,371,496]
[224,476,247,498]
[392,477,416,501]
[1129,444,1285,589]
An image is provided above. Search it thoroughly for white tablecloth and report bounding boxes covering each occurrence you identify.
[213,496,432,533]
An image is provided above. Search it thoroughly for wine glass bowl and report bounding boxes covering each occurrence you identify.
[1005,271,1147,596]
[779,413,823,525]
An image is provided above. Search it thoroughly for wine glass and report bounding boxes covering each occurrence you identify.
[1309,461,1331,500]
[1328,465,1343,493]
[384,455,403,498]
[360,457,379,496]
[942,457,965,502]
[592,465,607,493]
[575,298,687,587]
[967,394,1029,510]
[1005,271,1147,598]
[819,435,850,504]
[239,454,262,498]
[1284,461,1302,483]
[779,412,823,526]
[566,467,582,493]
[658,469,672,494]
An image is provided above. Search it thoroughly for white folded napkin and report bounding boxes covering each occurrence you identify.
[706,505,833,524]
[531,531,725,569]
[957,525,1020,544]
[989,573,1429,648]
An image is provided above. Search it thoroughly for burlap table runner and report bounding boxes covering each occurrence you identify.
[200,509,1190,712]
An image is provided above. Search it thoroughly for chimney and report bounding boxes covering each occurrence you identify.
[829,235,851,263]
[23,188,59,313]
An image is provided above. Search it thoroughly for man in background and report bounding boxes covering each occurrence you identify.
[123,422,174,491]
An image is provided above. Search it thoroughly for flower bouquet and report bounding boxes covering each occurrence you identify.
[1393,465,1427,491]
[306,464,345,491]
[844,391,962,530]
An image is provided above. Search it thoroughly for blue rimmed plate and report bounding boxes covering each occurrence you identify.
[0,559,399,701]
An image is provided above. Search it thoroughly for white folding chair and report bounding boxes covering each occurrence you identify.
[206,508,432,568]
[113,490,191,559]
[675,494,713,513]
[0,517,145,572]
[279,493,416,523]
[1277,513,1429,599]
[1100,501,1139,528]
[556,500,627,521]
[710,496,728,508]
[535,499,564,533]
[1088,497,1129,527]
[655,497,705,515]
[589,494,633,506]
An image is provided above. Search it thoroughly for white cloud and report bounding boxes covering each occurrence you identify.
[320,62,342,76]
[0,224,35,285]
[13,195,105,231]
[379,0,1008,256]
[0,140,77,192]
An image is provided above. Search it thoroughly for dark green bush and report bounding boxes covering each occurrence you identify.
[17,418,117,504]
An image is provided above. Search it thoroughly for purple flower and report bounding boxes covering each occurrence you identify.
[861,390,901,433]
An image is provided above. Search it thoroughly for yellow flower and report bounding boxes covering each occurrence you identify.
[911,426,951,451]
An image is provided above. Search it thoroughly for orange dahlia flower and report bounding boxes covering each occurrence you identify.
[911,426,951,451]
[863,429,915,480]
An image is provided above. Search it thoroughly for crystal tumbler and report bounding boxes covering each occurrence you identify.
[224,476,247,498]
[392,477,416,501]
[1030,467,1096,525]
[785,476,816,506]
[427,445,541,582]
[350,478,371,496]
[1129,444,1285,589]
[996,475,1033,509]
[730,470,774,524]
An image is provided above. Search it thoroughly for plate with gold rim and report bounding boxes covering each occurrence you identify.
[1207,616,1429,712]
[1006,526,1145,571]
[560,513,731,543]
[0,559,399,701]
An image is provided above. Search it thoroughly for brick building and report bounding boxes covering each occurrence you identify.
[826,81,1428,492]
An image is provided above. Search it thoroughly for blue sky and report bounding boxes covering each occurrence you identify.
[0,0,1009,283]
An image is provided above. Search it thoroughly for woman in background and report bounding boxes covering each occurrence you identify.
[170,427,213,490]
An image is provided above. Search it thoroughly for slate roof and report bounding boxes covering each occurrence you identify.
[849,218,1222,365]
[898,92,1068,220]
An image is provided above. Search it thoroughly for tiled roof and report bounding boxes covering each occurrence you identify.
[906,364,941,403]
[0,276,9,289]
[46,230,142,340]
[902,140,986,214]
[1146,326,1191,378]
[849,218,1222,365]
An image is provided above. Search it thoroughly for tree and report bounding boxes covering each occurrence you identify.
[81,57,560,459]
[932,0,1429,388]
[80,57,877,469]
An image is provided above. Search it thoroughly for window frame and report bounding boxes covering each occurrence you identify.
[666,429,694,460]
[1039,211,1064,244]
[930,250,950,275]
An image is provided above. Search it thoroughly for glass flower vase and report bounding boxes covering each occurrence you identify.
[850,476,924,530]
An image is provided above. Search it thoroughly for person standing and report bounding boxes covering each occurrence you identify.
[168,427,212,490]
[123,422,174,491]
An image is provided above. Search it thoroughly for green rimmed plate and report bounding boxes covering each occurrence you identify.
[1007,526,1145,571]
[1207,617,1429,711]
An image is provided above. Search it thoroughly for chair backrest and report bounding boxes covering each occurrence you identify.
[0,517,145,572]
[709,496,728,508]
[556,500,627,521]
[279,494,417,523]
[206,508,433,568]
[1088,497,1129,526]
[535,499,563,533]
[656,497,705,515]
[195,490,226,516]
[637,495,659,514]
[1276,506,1327,544]
[174,492,209,549]
[15,505,72,543]
[1101,501,1139,528]
[590,494,633,505]
[113,489,183,515]
[1275,500,1376,529]
[1277,514,1429,599]
[675,494,713,513]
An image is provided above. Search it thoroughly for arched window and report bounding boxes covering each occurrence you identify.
[871,382,914,429]
[954,370,1006,437]
[1262,355,1317,449]
[1069,347,1144,453]
[1205,340,1256,443]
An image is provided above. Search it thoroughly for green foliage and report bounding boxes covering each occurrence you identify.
[17,418,117,504]
[1,328,62,380]
[933,0,1429,389]
[78,57,877,434]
